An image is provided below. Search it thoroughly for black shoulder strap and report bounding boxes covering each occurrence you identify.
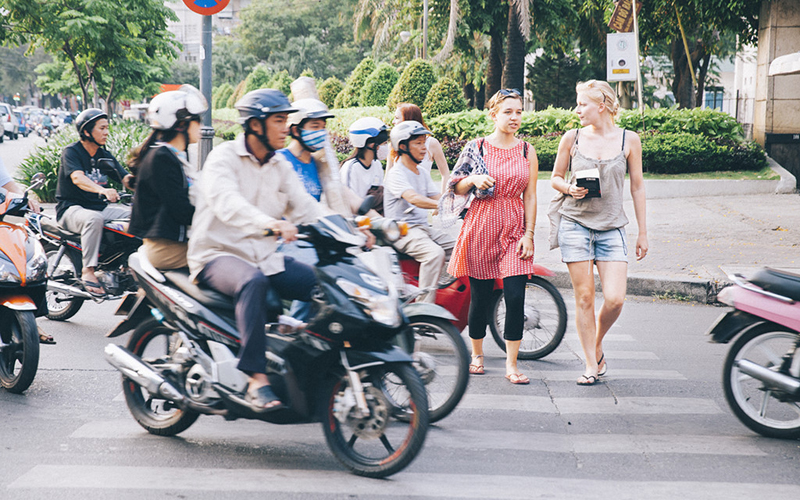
[568,129,579,171]
[621,129,626,151]
[523,141,529,159]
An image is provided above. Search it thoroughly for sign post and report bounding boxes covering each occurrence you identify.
[182,0,230,169]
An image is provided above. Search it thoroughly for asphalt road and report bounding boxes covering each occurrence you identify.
[1,132,47,174]
[2,294,799,499]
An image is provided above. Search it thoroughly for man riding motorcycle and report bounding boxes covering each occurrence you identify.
[384,121,455,304]
[186,89,326,412]
[55,108,133,297]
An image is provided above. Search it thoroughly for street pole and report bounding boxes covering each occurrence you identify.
[199,14,214,170]
[422,0,428,59]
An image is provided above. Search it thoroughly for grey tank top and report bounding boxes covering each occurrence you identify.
[559,129,629,231]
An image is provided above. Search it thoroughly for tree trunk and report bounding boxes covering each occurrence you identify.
[670,38,706,109]
[63,42,90,108]
[695,51,711,108]
[501,2,525,92]
[484,31,504,107]
[464,83,475,108]
[476,83,486,109]
[105,77,116,109]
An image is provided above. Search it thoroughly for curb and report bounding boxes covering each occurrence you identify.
[548,270,724,305]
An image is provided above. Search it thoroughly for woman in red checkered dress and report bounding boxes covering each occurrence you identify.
[447,89,539,384]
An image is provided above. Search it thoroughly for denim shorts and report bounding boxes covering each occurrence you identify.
[558,219,628,263]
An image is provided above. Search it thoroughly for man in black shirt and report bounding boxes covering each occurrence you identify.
[55,108,133,296]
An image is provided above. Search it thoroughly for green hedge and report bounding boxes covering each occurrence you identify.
[244,64,273,93]
[227,80,247,108]
[334,57,376,109]
[212,83,234,110]
[318,77,344,108]
[325,106,395,139]
[16,120,151,202]
[423,77,467,117]
[387,58,437,110]
[360,63,399,107]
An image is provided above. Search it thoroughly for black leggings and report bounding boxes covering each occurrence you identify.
[468,275,527,342]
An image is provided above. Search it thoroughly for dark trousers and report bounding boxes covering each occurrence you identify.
[468,275,527,342]
[197,255,316,375]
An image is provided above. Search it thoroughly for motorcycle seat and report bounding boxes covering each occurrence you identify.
[162,269,235,311]
[40,217,81,242]
[750,267,800,301]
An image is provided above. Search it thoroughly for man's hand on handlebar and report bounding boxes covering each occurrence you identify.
[265,220,299,242]
[102,188,120,203]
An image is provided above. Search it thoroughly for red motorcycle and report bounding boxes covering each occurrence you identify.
[397,256,567,359]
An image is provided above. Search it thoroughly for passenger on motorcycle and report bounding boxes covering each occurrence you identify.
[128,85,207,270]
[187,89,326,412]
[385,121,455,303]
[55,108,133,297]
[339,117,389,215]
[0,157,40,213]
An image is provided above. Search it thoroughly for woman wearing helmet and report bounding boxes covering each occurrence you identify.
[128,85,207,269]
[386,103,450,192]
[339,117,389,214]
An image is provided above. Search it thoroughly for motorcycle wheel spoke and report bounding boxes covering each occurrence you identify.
[754,343,783,367]
[380,434,394,454]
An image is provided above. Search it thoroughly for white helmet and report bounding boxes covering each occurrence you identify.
[147,85,208,130]
[389,120,430,152]
[287,98,335,127]
[348,117,389,149]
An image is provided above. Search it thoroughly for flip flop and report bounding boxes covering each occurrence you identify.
[81,280,107,298]
[577,374,598,386]
[245,385,286,413]
[39,332,56,345]
[505,373,530,385]
[468,355,484,375]
[597,354,607,377]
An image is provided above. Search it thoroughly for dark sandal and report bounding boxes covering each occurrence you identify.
[246,385,285,413]
[577,374,598,386]
[39,332,56,345]
[81,280,107,298]
[597,354,607,377]
[468,355,484,375]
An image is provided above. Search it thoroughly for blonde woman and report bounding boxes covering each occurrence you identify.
[447,89,538,384]
[550,80,648,386]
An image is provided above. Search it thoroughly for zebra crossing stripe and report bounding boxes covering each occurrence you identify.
[458,395,723,414]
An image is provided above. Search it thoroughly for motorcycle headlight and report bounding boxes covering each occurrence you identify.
[26,252,47,282]
[0,253,21,283]
[336,278,401,327]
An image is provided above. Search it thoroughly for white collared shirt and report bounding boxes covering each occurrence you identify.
[187,134,326,279]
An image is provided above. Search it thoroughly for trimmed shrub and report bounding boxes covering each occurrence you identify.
[325,106,395,139]
[318,77,344,108]
[359,63,399,107]
[227,80,247,108]
[423,78,467,117]
[15,120,150,202]
[618,107,744,142]
[244,64,273,93]
[387,58,437,110]
[334,57,376,109]
[267,70,293,96]
[213,119,241,141]
[212,83,234,110]
[426,109,493,140]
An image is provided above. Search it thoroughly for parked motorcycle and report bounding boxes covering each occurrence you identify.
[105,213,430,478]
[707,267,800,438]
[26,159,139,320]
[0,173,49,393]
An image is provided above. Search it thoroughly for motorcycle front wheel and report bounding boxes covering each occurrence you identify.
[490,276,567,359]
[45,249,85,321]
[122,319,199,436]
[322,362,429,478]
[0,310,39,393]
[723,323,800,439]
[402,316,469,423]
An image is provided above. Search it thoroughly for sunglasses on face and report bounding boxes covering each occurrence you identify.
[499,88,521,97]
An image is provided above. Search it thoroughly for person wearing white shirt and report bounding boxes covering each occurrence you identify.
[340,117,389,214]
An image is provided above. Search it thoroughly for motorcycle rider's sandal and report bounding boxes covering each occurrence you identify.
[469,355,484,375]
[38,332,56,345]
[81,280,107,298]
[246,385,285,413]
[576,374,598,386]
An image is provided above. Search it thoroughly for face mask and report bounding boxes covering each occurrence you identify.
[376,143,389,161]
[300,129,327,151]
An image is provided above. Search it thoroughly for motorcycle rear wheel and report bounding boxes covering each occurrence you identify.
[122,319,199,436]
[322,362,429,478]
[723,323,800,439]
[490,276,567,359]
[45,249,85,321]
[0,310,39,393]
[402,316,469,423]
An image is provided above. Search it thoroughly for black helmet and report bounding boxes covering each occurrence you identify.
[235,89,297,127]
[75,108,108,137]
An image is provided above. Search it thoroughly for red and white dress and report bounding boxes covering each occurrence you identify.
[447,140,535,279]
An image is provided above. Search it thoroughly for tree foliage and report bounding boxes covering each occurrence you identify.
[318,77,344,108]
[526,52,592,111]
[423,77,467,117]
[334,57,376,109]
[387,58,437,110]
[0,0,179,107]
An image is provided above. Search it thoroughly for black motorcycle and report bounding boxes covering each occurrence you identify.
[105,214,429,478]
[26,159,140,320]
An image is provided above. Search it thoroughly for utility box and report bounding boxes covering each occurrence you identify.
[607,33,638,82]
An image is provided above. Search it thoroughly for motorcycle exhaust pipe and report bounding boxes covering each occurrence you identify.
[47,281,94,300]
[735,359,800,394]
[104,344,185,403]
